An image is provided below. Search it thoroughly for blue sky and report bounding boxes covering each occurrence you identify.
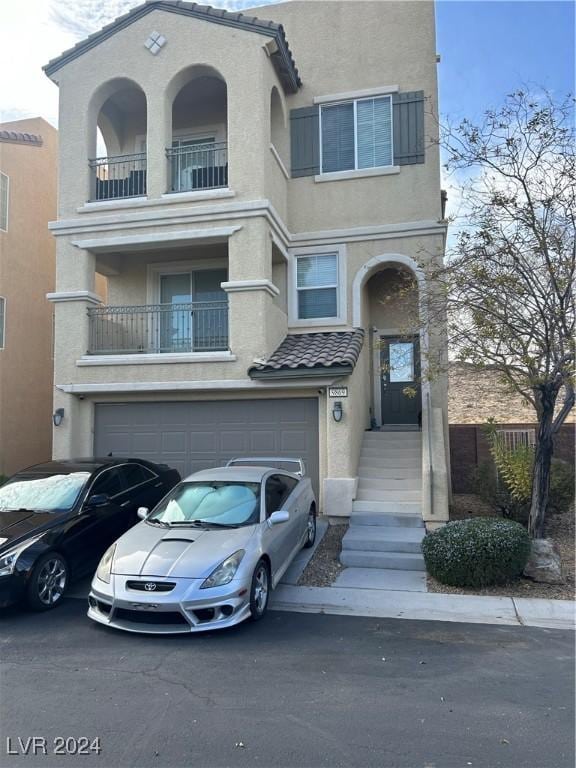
[436,0,575,121]
[0,1,573,129]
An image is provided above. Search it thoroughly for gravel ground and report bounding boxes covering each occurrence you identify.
[298,521,347,586]
[427,496,575,601]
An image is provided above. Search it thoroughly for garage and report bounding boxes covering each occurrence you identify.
[94,398,319,494]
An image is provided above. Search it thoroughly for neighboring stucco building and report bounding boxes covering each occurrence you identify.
[0,118,58,477]
[43,0,449,525]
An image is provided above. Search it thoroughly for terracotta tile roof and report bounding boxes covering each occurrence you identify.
[249,330,365,379]
[43,1,301,94]
[0,130,43,146]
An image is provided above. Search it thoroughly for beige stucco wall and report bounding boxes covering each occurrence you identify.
[0,118,58,476]
[47,0,447,513]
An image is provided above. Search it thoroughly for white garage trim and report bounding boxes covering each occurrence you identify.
[56,377,339,394]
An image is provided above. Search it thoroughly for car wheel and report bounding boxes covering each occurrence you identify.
[303,507,317,549]
[26,552,69,611]
[249,559,270,621]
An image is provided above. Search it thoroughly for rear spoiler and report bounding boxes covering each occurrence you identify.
[226,457,306,477]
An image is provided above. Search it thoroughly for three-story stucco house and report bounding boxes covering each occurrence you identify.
[44,0,450,536]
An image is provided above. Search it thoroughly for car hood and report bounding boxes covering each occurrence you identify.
[112,521,258,579]
[0,509,66,550]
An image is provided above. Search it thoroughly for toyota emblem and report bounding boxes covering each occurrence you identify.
[144,582,157,591]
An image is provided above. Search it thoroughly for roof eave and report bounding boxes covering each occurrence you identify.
[248,365,353,380]
[42,1,301,93]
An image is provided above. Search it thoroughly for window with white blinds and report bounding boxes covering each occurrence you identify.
[296,253,339,319]
[320,95,393,174]
[0,173,8,232]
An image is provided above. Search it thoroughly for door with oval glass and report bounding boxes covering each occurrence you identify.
[380,336,421,426]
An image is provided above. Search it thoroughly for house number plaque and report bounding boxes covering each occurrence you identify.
[328,387,348,398]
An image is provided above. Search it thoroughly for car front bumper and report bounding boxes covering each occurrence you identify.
[87,573,253,634]
[0,573,27,608]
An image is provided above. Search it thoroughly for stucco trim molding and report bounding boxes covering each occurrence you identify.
[269,144,290,180]
[76,188,235,214]
[76,352,237,366]
[56,377,339,395]
[314,85,399,104]
[47,290,102,305]
[315,166,400,184]
[221,279,280,297]
[71,226,242,252]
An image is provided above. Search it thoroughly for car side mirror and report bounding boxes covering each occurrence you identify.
[268,510,289,527]
[86,493,110,508]
[137,507,150,520]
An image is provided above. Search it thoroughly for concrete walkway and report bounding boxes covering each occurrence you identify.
[270,584,576,630]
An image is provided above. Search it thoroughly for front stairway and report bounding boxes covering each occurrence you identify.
[338,430,427,592]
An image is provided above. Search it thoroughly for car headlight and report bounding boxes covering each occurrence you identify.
[96,543,116,584]
[0,534,44,577]
[200,550,245,589]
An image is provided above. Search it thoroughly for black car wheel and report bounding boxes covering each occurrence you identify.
[249,559,270,622]
[27,552,69,611]
[303,507,317,549]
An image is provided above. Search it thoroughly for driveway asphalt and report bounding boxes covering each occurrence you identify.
[0,599,574,768]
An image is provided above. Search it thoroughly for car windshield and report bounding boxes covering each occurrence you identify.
[0,472,91,513]
[148,481,261,527]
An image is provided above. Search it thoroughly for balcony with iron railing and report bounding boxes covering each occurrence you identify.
[89,152,147,202]
[166,142,228,193]
[87,301,229,355]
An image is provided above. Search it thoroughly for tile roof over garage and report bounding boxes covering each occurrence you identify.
[43,0,301,94]
[249,330,365,379]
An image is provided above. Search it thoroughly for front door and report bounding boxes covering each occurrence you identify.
[380,336,421,426]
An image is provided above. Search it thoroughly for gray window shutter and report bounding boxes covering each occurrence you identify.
[393,91,425,165]
[290,106,320,177]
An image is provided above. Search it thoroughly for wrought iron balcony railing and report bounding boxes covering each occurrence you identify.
[166,142,228,192]
[87,301,229,355]
[89,152,147,201]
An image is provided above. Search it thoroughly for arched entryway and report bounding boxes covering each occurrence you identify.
[353,254,427,429]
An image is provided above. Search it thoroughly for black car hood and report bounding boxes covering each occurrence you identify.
[0,509,67,550]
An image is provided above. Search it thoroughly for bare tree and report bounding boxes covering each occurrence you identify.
[423,90,575,538]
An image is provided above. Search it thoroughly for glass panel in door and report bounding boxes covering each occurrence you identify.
[192,269,227,351]
[159,273,192,352]
[172,138,215,192]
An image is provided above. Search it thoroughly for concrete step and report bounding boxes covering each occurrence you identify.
[361,447,421,457]
[358,462,422,480]
[351,512,424,527]
[340,550,426,571]
[363,431,422,442]
[343,526,424,553]
[356,489,421,503]
[334,567,427,592]
[359,457,421,469]
[353,500,421,514]
[357,477,421,491]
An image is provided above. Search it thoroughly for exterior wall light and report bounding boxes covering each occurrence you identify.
[332,401,343,423]
[53,408,65,427]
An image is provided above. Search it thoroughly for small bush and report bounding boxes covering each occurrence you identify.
[423,518,531,588]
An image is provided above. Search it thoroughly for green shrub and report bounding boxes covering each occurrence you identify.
[423,518,531,587]
[474,458,574,523]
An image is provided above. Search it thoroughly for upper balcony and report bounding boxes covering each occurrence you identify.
[89,69,229,203]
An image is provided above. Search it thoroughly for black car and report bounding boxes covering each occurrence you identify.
[0,458,180,611]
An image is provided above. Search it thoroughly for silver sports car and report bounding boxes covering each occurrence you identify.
[87,458,316,634]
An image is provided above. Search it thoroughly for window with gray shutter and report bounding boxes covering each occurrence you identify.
[392,91,425,165]
[290,107,320,177]
[320,95,394,173]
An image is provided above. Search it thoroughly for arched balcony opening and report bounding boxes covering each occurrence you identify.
[89,79,147,202]
[167,66,228,193]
